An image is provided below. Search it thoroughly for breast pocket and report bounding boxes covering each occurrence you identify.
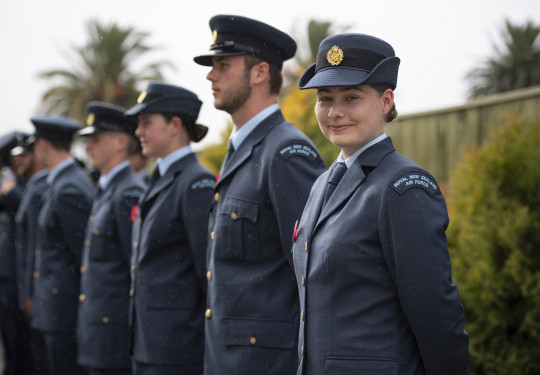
[88,216,115,260]
[219,197,259,260]
[324,356,398,375]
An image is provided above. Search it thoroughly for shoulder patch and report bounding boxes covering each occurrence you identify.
[122,188,144,200]
[191,178,215,192]
[59,185,83,196]
[390,171,439,197]
[279,143,319,163]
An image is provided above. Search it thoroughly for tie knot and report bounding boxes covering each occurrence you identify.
[328,162,347,185]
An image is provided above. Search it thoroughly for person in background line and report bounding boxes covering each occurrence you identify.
[194,14,326,375]
[292,32,469,375]
[76,102,146,375]
[126,82,215,375]
[13,133,50,375]
[0,131,35,375]
[30,116,95,375]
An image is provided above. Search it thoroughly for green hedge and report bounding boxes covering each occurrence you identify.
[447,116,540,374]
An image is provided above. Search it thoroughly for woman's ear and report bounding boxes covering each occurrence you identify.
[382,88,394,115]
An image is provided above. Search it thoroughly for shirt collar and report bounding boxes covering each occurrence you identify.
[98,161,130,191]
[338,133,388,169]
[155,145,192,176]
[46,158,76,185]
[229,103,279,150]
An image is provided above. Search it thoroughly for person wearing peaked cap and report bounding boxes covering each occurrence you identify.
[10,132,51,375]
[291,33,469,375]
[194,14,326,375]
[0,131,36,375]
[29,115,95,375]
[125,82,215,375]
[75,102,146,375]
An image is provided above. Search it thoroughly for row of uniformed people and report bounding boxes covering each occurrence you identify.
[0,12,469,375]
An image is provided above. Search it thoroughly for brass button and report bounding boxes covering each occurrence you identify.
[131,265,136,272]
[301,345,304,356]
[34,250,40,257]
[305,242,308,252]
[301,310,305,321]
[90,215,95,222]
[206,271,212,281]
[210,232,215,240]
[84,240,90,247]
[133,242,138,249]
[214,192,220,202]
[138,218,142,224]
[205,309,212,319]
[94,229,100,236]
[33,271,40,279]
[301,275,305,286]
[230,212,237,220]
[80,266,86,275]
[51,288,58,295]
[129,289,134,297]
[102,316,110,324]
[39,221,45,227]
[79,294,86,302]
[250,336,256,345]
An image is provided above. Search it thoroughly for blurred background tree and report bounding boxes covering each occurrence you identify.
[447,116,540,374]
[39,20,174,123]
[467,19,540,99]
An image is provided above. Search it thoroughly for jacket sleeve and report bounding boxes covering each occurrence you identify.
[114,187,144,265]
[56,184,93,264]
[379,172,469,375]
[269,140,326,267]
[182,172,215,294]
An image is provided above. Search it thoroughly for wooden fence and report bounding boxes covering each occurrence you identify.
[386,85,540,183]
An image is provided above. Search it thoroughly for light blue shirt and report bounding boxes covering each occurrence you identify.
[46,157,76,185]
[97,161,130,191]
[338,133,388,169]
[155,145,193,176]
[229,103,279,150]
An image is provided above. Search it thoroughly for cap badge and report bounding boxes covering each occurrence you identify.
[137,90,147,104]
[86,113,95,126]
[212,30,218,45]
[327,45,344,66]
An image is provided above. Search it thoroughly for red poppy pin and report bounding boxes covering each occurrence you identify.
[215,172,221,185]
[292,220,299,243]
[131,205,140,222]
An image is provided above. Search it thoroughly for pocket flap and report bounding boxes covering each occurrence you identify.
[224,317,295,349]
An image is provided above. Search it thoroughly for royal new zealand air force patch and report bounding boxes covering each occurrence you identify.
[390,170,439,197]
[279,143,318,163]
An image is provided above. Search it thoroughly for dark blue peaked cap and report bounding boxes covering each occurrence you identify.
[0,131,29,166]
[125,82,202,119]
[194,14,297,70]
[79,101,137,137]
[30,115,81,142]
[299,33,400,90]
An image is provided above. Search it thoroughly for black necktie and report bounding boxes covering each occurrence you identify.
[221,140,235,173]
[321,162,347,209]
[148,167,161,187]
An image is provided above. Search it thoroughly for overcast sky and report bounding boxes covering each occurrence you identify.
[1,0,538,148]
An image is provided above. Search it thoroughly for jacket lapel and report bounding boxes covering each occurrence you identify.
[314,138,396,232]
[216,110,284,188]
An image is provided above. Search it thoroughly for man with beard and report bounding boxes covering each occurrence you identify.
[194,15,326,375]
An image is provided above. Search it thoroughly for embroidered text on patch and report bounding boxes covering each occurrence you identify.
[279,143,318,163]
[191,178,215,192]
[390,171,438,197]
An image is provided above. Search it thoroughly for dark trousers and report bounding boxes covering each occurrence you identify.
[43,331,85,375]
[29,327,50,375]
[0,282,34,375]
[84,367,131,375]
[133,361,202,375]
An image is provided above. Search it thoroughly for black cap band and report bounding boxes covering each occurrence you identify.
[316,47,386,73]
